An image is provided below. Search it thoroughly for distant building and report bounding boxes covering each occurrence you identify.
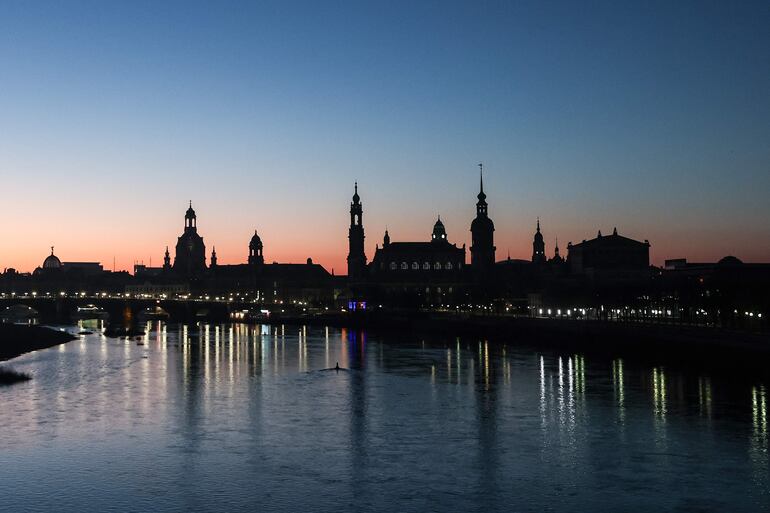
[532,218,546,265]
[470,165,495,276]
[567,228,650,274]
[173,202,207,278]
[346,181,470,304]
[366,219,467,303]
[34,247,103,277]
[370,218,466,280]
[347,182,367,280]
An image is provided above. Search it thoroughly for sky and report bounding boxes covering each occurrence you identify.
[1,0,769,274]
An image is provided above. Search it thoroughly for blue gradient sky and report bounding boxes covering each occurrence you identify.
[1,0,768,273]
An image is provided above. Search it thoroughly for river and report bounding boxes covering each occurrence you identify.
[0,322,768,512]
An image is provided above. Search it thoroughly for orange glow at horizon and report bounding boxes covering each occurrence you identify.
[2,197,769,275]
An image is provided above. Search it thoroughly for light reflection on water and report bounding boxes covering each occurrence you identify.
[0,321,769,512]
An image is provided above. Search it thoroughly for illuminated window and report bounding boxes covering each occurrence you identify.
[434,262,441,270]
[423,262,430,270]
[446,262,453,270]
[412,262,419,270]
[401,262,408,270]
[390,262,397,270]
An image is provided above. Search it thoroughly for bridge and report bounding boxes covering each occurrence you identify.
[0,294,312,327]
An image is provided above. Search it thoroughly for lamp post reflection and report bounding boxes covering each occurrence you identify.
[612,359,625,425]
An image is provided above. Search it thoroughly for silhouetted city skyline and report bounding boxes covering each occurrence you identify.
[1,2,769,273]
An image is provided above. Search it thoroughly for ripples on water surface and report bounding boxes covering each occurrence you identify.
[0,322,768,512]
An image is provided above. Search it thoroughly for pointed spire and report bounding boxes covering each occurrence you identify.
[479,163,484,194]
[613,227,617,236]
[476,163,487,204]
[189,200,192,208]
[537,217,541,233]
[50,246,54,255]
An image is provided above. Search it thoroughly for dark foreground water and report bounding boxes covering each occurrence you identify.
[0,322,768,512]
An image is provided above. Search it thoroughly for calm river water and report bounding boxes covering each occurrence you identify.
[0,322,768,512]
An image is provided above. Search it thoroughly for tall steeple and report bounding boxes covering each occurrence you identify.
[347,182,367,279]
[210,247,217,267]
[532,217,546,264]
[470,163,495,275]
[163,246,171,270]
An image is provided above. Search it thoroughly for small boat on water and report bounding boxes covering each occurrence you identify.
[74,305,109,320]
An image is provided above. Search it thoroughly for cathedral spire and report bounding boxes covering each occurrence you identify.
[477,163,486,203]
[479,163,484,194]
[470,163,495,275]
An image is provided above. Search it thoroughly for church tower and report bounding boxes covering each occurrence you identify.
[163,246,171,271]
[210,247,217,267]
[173,201,207,278]
[470,164,495,273]
[551,237,563,263]
[532,218,546,264]
[347,182,367,279]
[249,231,264,265]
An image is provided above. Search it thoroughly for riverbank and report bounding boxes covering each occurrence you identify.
[0,323,76,362]
[264,311,770,364]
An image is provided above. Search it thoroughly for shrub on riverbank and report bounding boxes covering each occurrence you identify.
[0,367,31,385]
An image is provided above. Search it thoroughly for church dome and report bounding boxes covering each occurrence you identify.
[432,216,447,241]
[718,255,743,266]
[185,202,196,219]
[43,248,62,269]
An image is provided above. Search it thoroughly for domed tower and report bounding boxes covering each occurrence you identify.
[249,230,264,265]
[347,182,367,279]
[43,246,62,270]
[432,216,448,243]
[532,218,546,264]
[470,164,495,273]
[210,247,218,267]
[185,201,197,232]
[173,201,207,278]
